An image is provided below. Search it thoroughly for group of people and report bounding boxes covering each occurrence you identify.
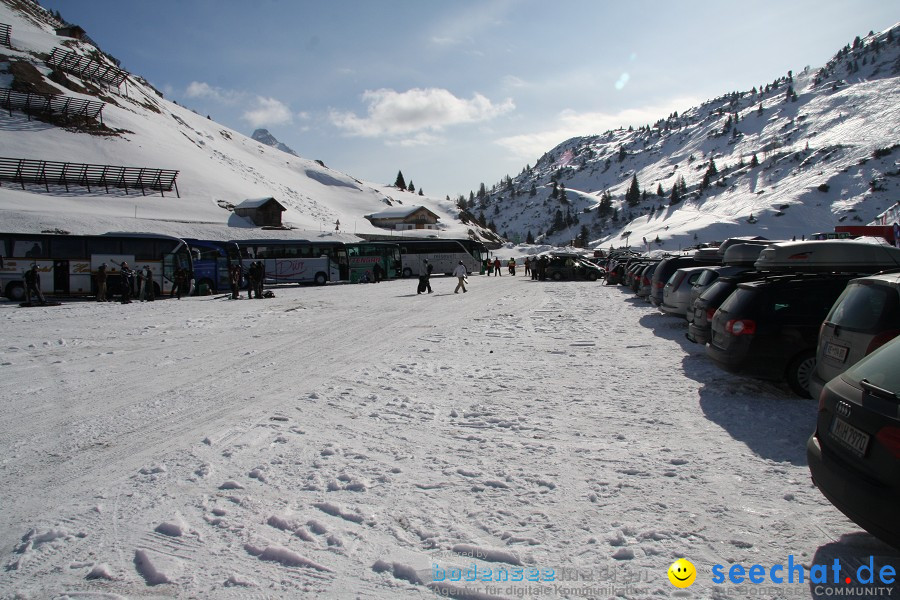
[414,259,470,294]
[114,262,157,303]
[230,261,265,299]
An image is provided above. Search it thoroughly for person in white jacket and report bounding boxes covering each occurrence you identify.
[453,261,468,294]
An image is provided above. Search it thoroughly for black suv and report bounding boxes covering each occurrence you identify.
[707,274,856,397]
[544,254,604,281]
[686,271,769,345]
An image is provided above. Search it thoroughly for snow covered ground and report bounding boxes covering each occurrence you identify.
[1,275,897,599]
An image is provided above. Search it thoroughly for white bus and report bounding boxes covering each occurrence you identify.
[232,240,341,285]
[396,239,488,277]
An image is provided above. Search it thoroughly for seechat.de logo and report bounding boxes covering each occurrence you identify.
[668,558,697,588]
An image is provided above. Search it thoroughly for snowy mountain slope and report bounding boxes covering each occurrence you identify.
[475,24,900,250]
[0,0,491,242]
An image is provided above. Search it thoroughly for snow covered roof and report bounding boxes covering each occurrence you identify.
[365,205,438,220]
[235,197,285,210]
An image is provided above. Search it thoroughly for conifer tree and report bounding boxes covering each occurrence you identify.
[750,153,759,167]
[407,180,415,192]
[657,183,664,197]
[526,230,535,244]
[394,171,406,190]
[625,174,641,207]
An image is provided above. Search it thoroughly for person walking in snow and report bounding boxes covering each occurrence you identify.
[524,257,531,277]
[508,258,516,276]
[417,259,433,294]
[453,260,468,294]
[373,262,383,283]
[493,257,501,276]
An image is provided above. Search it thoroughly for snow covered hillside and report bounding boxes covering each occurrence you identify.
[474,24,900,250]
[0,0,493,243]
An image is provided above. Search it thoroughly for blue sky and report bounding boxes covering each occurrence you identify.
[39,0,898,200]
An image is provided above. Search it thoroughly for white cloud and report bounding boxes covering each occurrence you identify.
[495,97,701,161]
[242,97,294,128]
[184,81,241,104]
[329,88,515,138]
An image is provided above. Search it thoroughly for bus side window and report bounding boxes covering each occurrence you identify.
[16,240,46,258]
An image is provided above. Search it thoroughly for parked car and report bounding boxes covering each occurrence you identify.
[636,262,660,299]
[807,335,900,550]
[660,266,709,317]
[686,271,768,345]
[707,273,856,397]
[808,272,900,400]
[545,253,604,281]
[648,252,720,306]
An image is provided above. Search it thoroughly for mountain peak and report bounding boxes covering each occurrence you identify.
[251,128,299,157]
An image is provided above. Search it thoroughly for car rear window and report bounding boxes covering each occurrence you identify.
[699,280,734,304]
[695,270,719,287]
[826,282,900,332]
[843,337,900,394]
[717,287,756,315]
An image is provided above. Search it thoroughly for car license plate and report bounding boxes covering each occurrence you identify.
[823,341,849,363]
[829,417,869,457]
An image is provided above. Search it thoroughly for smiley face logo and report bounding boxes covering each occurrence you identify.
[667,558,697,588]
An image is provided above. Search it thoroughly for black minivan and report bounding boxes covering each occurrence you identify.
[707,274,855,397]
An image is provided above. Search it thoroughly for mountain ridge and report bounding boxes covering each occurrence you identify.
[469,23,900,250]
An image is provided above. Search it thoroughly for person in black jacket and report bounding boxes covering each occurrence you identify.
[119,262,134,304]
[24,265,46,305]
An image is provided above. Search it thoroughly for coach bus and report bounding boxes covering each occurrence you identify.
[344,241,401,282]
[0,232,193,301]
[231,239,402,285]
[396,238,488,277]
[183,238,241,294]
[231,239,344,285]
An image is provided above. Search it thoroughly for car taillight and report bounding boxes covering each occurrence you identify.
[725,319,756,336]
[642,276,650,286]
[654,281,664,288]
[817,387,828,412]
[875,426,900,460]
[706,307,716,320]
[865,330,900,356]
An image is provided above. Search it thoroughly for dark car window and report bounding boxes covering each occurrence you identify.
[700,279,735,304]
[826,283,900,332]
[843,337,900,393]
[717,287,755,315]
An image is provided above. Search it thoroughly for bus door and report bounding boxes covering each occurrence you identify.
[163,253,177,294]
[53,260,69,295]
[335,247,349,281]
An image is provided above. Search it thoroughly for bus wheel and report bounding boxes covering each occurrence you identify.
[402,267,412,278]
[5,282,25,302]
[314,272,327,285]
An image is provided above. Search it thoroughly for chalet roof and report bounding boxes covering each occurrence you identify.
[365,205,438,219]
[235,197,285,211]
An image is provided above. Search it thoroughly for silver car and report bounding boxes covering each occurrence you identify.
[809,272,900,400]
[660,266,709,317]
